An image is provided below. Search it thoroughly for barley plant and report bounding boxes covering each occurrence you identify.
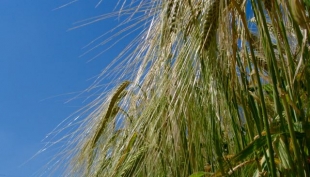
[48,0,310,176]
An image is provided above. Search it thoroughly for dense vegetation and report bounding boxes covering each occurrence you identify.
[50,0,310,176]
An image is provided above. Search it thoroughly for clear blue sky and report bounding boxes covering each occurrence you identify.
[0,0,134,176]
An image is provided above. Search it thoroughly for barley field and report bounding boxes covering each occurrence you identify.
[50,0,310,176]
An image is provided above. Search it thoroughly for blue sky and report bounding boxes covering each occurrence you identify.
[0,0,134,176]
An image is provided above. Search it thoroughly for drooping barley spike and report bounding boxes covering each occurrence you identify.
[165,0,173,19]
[161,0,174,45]
[79,80,130,174]
[90,80,130,148]
[201,0,220,50]
[169,0,180,33]
[184,1,202,38]
[106,81,130,117]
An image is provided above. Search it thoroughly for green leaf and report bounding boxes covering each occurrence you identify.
[230,135,267,163]
[189,171,207,177]
[273,135,293,170]
[304,0,310,8]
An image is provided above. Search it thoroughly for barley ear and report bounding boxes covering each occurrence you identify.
[201,0,220,50]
